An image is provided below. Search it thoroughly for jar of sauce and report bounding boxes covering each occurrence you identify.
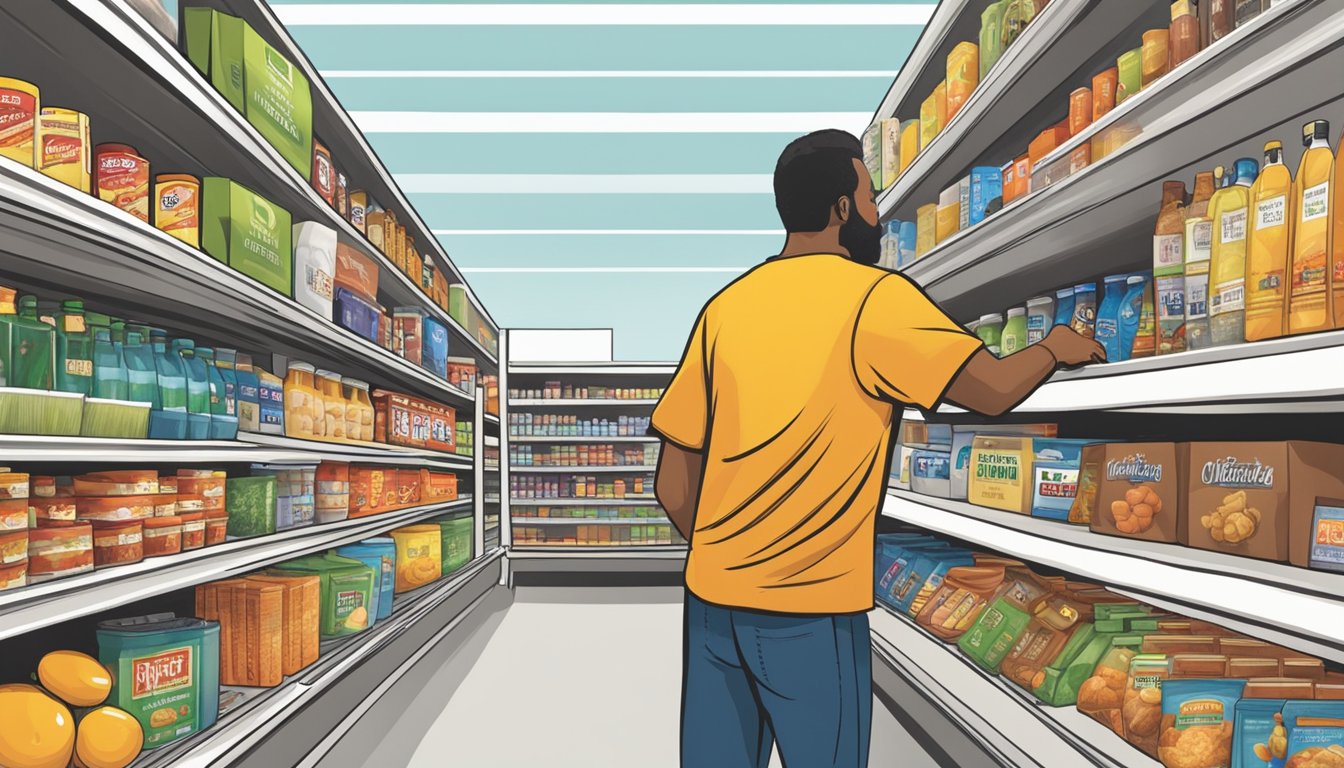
[143,516,183,557]
[284,362,323,439]
[92,520,143,567]
[179,511,206,551]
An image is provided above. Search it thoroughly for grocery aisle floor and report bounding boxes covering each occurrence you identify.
[311,584,939,767]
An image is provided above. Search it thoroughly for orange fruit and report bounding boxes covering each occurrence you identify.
[0,683,75,768]
[38,650,112,707]
[73,706,142,768]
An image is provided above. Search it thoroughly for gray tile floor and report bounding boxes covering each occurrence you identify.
[314,585,938,767]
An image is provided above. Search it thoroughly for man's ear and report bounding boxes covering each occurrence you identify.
[835,195,851,224]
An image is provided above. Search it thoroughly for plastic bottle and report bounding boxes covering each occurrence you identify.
[1292,119,1333,333]
[174,339,211,440]
[1070,282,1098,339]
[284,362,323,440]
[149,329,188,439]
[214,348,240,437]
[0,295,55,390]
[1094,275,1129,360]
[976,313,1004,357]
[234,353,262,433]
[980,1,1007,80]
[51,300,93,395]
[897,221,917,267]
[1245,140,1293,341]
[1026,295,1055,345]
[121,324,158,408]
[1118,275,1148,361]
[1183,171,1217,351]
[1209,157,1258,346]
[197,348,237,440]
[1134,276,1157,358]
[90,321,128,401]
[1153,180,1188,355]
[1053,287,1076,331]
[1001,307,1028,356]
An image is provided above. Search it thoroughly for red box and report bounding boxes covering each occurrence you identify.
[372,390,456,453]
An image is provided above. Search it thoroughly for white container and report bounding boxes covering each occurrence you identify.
[293,221,337,319]
[891,443,918,490]
[910,447,952,498]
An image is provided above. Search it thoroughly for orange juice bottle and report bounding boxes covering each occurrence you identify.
[1245,141,1293,341]
[1208,157,1257,347]
[1291,120,1333,333]
[1184,169,1218,350]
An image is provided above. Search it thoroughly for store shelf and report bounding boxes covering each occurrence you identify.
[484,413,501,426]
[876,0,1159,223]
[508,546,686,558]
[882,489,1344,664]
[512,517,672,526]
[508,436,661,444]
[244,433,474,468]
[510,498,658,507]
[900,0,1335,321]
[509,465,656,473]
[12,0,496,367]
[870,606,1158,768]
[0,497,473,642]
[0,157,473,407]
[129,548,502,768]
[509,399,661,407]
[485,494,501,505]
[508,364,676,376]
[484,435,500,448]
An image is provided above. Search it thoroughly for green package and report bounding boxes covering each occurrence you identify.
[183,8,245,113]
[202,177,294,296]
[0,295,55,390]
[225,475,278,539]
[437,515,474,575]
[1033,627,1107,706]
[1117,48,1143,104]
[242,23,313,180]
[957,574,1051,672]
[1093,602,1153,622]
[272,554,375,638]
[979,1,1006,79]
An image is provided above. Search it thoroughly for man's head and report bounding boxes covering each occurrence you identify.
[773,129,883,265]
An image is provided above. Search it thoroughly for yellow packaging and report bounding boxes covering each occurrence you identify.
[1290,119,1333,332]
[920,82,947,150]
[916,203,937,258]
[154,174,201,249]
[946,42,980,122]
[1208,162,1253,346]
[0,77,39,168]
[880,118,902,190]
[390,524,442,593]
[36,108,90,193]
[899,119,921,175]
[935,184,961,244]
[1245,141,1293,341]
[967,435,1033,514]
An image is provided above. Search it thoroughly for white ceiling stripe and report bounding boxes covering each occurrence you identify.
[275,4,934,26]
[434,229,784,235]
[353,111,871,134]
[322,70,898,79]
[461,267,750,273]
[398,174,771,194]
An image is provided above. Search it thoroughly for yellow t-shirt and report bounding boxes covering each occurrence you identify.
[652,254,982,614]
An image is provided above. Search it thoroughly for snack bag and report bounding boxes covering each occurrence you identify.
[1282,701,1344,768]
[915,559,1016,641]
[1158,678,1248,768]
[957,570,1051,672]
[1124,654,1172,757]
[1232,698,1286,768]
[1077,637,1145,735]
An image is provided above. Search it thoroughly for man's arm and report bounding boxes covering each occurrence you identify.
[944,325,1106,416]
[655,441,703,542]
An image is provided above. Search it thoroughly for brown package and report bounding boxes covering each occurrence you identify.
[1283,657,1327,681]
[1143,635,1220,655]
[1170,654,1229,679]
[1001,594,1090,691]
[247,573,322,675]
[1122,654,1171,756]
[915,562,1017,641]
[1217,637,1285,659]
[197,579,284,687]
[1088,443,1183,542]
[1245,677,1316,700]
[1228,658,1281,679]
[1315,682,1344,700]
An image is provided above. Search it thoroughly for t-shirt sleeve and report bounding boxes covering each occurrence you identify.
[651,309,711,451]
[852,273,984,410]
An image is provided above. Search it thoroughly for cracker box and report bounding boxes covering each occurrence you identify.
[968,435,1034,514]
[1087,442,1182,543]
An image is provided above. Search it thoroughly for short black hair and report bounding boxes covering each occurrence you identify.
[773,129,864,233]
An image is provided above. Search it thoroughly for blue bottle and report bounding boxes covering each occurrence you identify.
[234,352,262,433]
[174,339,211,440]
[149,329,188,439]
[1053,286,1076,330]
[90,324,128,401]
[214,348,241,438]
[122,325,158,409]
[197,347,238,440]
[1117,274,1148,361]
[897,221,917,267]
[1094,275,1129,360]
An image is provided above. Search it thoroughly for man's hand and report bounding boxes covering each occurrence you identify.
[1039,325,1107,368]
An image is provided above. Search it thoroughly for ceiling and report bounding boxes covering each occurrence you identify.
[267,0,933,360]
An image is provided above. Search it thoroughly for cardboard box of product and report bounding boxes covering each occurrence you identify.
[202,177,293,296]
[967,435,1035,514]
[1182,441,1344,565]
[334,242,379,303]
[1087,442,1183,543]
[951,424,1058,501]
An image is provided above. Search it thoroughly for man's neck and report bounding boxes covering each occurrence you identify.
[776,230,849,260]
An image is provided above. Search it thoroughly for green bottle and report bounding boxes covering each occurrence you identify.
[197,347,237,440]
[149,329,188,439]
[0,295,56,389]
[175,338,211,439]
[50,300,94,395]
[122,324,159,407]
[88,313,128,401]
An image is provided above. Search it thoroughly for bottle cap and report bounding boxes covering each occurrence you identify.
[1303,120,1330,147]
[61,299,84,312]
[1056,287,1074,299]
[1028,296,1053,306]
[1007,307,1026,317]
[1127,275,1146,285]
[1075,283,1096,292]
[978,313,1003,325]
[1234,158,1259,185]
[1104,274,1128,284]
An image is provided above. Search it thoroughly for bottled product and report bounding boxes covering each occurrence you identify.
[1153,180,1188,355]
[1053,287,1076,330]
[1118,275,1148,361]
[50,300,93,396]
[897,221,917,267]
[121,325,157,408]
[234,353,261,432]
[1183,170,1218,350]
[343,378,374,442]
[149,329,188,439]
[175,339,211,440]
[1094,275,1129,360]
[916,204,937,257]
[1209,0,1234,42]
[0,294,55,389]
[1292,119,1333,332]
[920,83,947,149]
[1026,295,1054,345]
[980,2,1007,79]
[977,313,1004,357]
[1245,140,1293,341]
[1092,68,1117,122]
[946,42,979,122]
[899,119,920,175]
[197,348,237,440]
[1133,276,1157,358]
[1208,158,1258,346]
[936,184,961,244]
[316,369,346,440]
[1070,282,1098,339]
[1001,307,1028,356]
[90,320,128,401]
[1169,1,1200,69]
[1116,48,1143,105]
[284,362,323,440]
[214,348,240,436]
[1140,29,1170,89]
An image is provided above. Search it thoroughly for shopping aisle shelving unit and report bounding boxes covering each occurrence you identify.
[0,2,506,765]
[862,0,1344,765]
[501,353,686,580]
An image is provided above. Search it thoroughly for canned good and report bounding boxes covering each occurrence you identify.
[92,520,144,567]
[143,516,183,557]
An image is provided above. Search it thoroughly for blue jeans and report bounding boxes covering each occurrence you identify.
[682,590,872,768]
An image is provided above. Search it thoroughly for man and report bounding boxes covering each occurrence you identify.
[650,129,1105,768]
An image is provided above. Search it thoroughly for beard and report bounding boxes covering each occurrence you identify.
[838,204,883,265]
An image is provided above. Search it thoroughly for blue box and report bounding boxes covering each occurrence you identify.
[422,316,450,379]
[897,221,917,267]
[968,166,1003,227]
[1030,438,1092,521]
[336,287,381,343]
[1310,499,1344,573]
